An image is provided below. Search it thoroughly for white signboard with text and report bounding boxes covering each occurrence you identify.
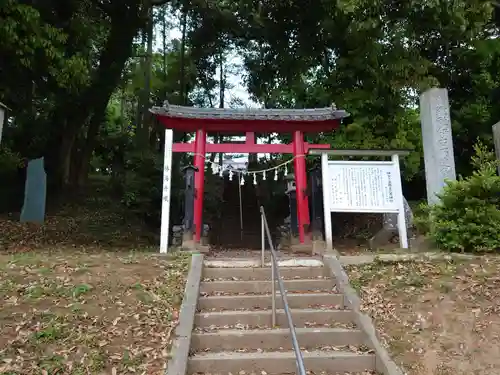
[160,129,173,253]
[327,161,398,213]
[321,154,408,249]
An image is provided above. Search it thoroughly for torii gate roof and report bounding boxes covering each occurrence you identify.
[150,101,349,133]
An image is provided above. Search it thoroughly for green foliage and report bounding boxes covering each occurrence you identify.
[120,150,165,226]
[427,142,500,253]
[0,146,23,211]
[413,202,432,235]
[118,148,224,229]
[1,0,500,238]
[0,146,22,174]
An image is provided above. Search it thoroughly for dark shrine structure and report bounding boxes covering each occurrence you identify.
[150,102,349,251]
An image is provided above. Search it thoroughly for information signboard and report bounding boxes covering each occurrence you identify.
[320,154,408,249]
[327,161,398,213]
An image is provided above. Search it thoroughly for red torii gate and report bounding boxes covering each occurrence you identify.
[150,102,349,248]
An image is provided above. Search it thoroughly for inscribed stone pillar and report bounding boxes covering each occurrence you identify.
[20,157,47,223]
[493,122,500,175]
[0,102,6,145]
[419,88,456,204]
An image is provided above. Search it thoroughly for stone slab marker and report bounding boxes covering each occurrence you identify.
[419,88,456,204]
[0,102,7,145]
[369,197,414,249]
[493,122,500,175]
[20,157,47,223]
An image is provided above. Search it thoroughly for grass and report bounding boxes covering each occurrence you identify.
[346,257,500,375]
[0,250,191,374]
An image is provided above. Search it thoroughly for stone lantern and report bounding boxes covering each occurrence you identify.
[285,173,298,235]
[309,164,324,239]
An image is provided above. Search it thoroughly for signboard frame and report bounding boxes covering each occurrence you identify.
[320,153,408,250]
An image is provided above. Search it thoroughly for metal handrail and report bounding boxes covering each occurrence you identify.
[260,206,306,375]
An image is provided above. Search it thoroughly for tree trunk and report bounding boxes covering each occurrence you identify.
[218,54,225,166]
[137,1,153,148]
[136,29,147,136]
[162,4,168,101]
[179,4,188,104]
[72,110,105,188]
[219,52,225,108]
[49,2,144,189]
[59,129,78,187]
[120,86,126,121]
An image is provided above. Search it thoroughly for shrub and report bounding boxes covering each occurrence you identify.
[0,146,24,212]
[120,149,175,228]
[119,149,223,229]
[413,202,431,234]
[0,146,22,174]
[427,142,500,252]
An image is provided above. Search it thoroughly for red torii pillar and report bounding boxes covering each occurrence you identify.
[192,129,207,242]
[293,130,310,243]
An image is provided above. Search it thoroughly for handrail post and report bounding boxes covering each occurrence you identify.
[260,206,305,375]
[261,213,265,267]
[271,261,276,327]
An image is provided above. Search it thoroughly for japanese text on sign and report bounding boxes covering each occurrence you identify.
[327,162,398,212]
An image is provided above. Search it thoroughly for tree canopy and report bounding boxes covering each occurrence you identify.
[1,0,499,217]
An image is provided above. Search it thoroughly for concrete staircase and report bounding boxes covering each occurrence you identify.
[187,265,377,375]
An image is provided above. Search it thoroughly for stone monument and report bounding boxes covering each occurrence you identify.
[20,157,47,224]
[419,88,457,204]
[0,102,7,145]
[369,196,414,249]
[493,122,500,175]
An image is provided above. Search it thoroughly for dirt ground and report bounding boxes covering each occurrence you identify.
[346,257,500,375]
[0,251,190,375]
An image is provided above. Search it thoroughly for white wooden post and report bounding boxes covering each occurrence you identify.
[391,154,408,249]
[160,129,174,253]
[320,153,333,251]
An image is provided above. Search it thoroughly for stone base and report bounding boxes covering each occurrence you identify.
[182,231,193,243]
[181,239,210,253]
[290,241,313,255]
[312,239,327,255]
[368,228,394,249]
[200,235,210,246]
[277,230,291,250]
[290,235,301,246]
[174,224,211,253]
[195,245,210,253]
[279,233,316,255]
[310,230,328,255]
[369,228,414,249]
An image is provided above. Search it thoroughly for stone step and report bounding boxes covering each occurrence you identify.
[203,266,326,281]
[200,279,333,295]
[188,350,376,374]
[194,309,355,329]
[191,327,367,352]
[198,293,343,311]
